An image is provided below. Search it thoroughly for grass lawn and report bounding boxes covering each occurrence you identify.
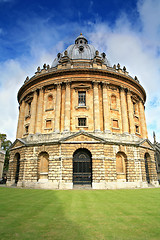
[0,187,160,240]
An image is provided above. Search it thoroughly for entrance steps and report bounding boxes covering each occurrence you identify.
[73,184,92,190]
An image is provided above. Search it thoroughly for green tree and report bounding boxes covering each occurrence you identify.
[0,133,12,171]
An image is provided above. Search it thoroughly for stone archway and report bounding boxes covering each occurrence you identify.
[144,153,150,183]
[14,153,20,184]
[73,148,92,185]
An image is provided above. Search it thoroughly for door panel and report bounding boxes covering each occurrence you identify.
[73,150,92,185]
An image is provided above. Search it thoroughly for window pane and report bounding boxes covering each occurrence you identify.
[135,125,139,133]
[78,118,86,126]
[46,120,52,128]
[78,92,86,106]
[113,119,118,128]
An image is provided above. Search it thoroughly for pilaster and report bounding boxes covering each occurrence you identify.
[64,82,71,132]
[120,87,129,133]
[93,81,100,132]
[126,89,135,134]
[36,88,44,133]
[54,83,61,133]
[139,100,148,138]
[16,100,25,138]
[102,82,110,132]
[29,91,38,134]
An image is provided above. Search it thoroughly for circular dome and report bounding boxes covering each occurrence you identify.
[66,43,96,60]
[51,34,110,68]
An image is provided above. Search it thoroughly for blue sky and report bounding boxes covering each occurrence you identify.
[0,0,160,142]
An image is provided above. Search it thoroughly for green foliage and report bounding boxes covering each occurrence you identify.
[0,133,12,171]
[0,188,160,240]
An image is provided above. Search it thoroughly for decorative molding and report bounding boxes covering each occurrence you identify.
[55,83,61,89]
[102,82,110,88]
[75,105,89,110]
[109,86,118,91]
[72,83,91,92]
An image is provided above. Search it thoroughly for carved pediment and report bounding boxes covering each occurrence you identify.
[139,139,154,150]
[60,132,105,143]
[72,83,91,91]
[10,139,26,150]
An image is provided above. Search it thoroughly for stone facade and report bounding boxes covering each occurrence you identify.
[7,34,158,189]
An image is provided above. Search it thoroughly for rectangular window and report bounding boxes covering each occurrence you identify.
[46,120,52,128]
[135,125,139,133]
[25,125,29,134]
[112,119,119,128]
[133,102,136,114]
[28,102,31,115]
[78,91,86,106]
[78,118,86,126]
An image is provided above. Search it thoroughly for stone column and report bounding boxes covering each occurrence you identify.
[64,82,71,132]
[126,89,135,134]
[102,82,110,132]
[93,81,100,132]
[16,100,25,138]
[29,91,38,134]
[120,87,129,133]
[36,88,44,133]
[139,100,148,138]
[54,83,61,133]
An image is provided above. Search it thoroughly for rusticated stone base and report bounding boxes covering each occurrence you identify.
[6,180,159,190]
[7,132,158,190]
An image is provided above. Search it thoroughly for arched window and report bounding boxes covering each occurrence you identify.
[46,94,53,110]
[144,153,150,183]
[116,152,127,181]
[111,95,117,109]
[38,152,49,181]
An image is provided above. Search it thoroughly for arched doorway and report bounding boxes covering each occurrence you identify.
[145,153,150,183]
[15,153,20,184]
[73,148,92,185]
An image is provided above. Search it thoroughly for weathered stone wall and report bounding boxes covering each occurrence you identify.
[7,140,158,189]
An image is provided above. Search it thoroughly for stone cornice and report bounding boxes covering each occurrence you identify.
[18,68,146,103]
[10,132,154,151]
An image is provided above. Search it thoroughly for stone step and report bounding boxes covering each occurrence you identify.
[73,184,92,190]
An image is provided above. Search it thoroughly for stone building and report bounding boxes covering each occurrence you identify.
[7,34,158,189]
[153,132,160,182]
[0,140,5,180]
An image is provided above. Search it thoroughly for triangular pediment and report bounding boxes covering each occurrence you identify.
[10,138,26,150]
[60,131,105,143]
[72,83,91,90]
[139,139,155,150]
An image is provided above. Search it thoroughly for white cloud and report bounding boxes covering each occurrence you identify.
[0,60,26,141]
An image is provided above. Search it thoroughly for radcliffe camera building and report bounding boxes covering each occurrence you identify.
[7,34,158,189]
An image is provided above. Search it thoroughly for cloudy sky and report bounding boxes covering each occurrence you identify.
[0,0,160,142]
